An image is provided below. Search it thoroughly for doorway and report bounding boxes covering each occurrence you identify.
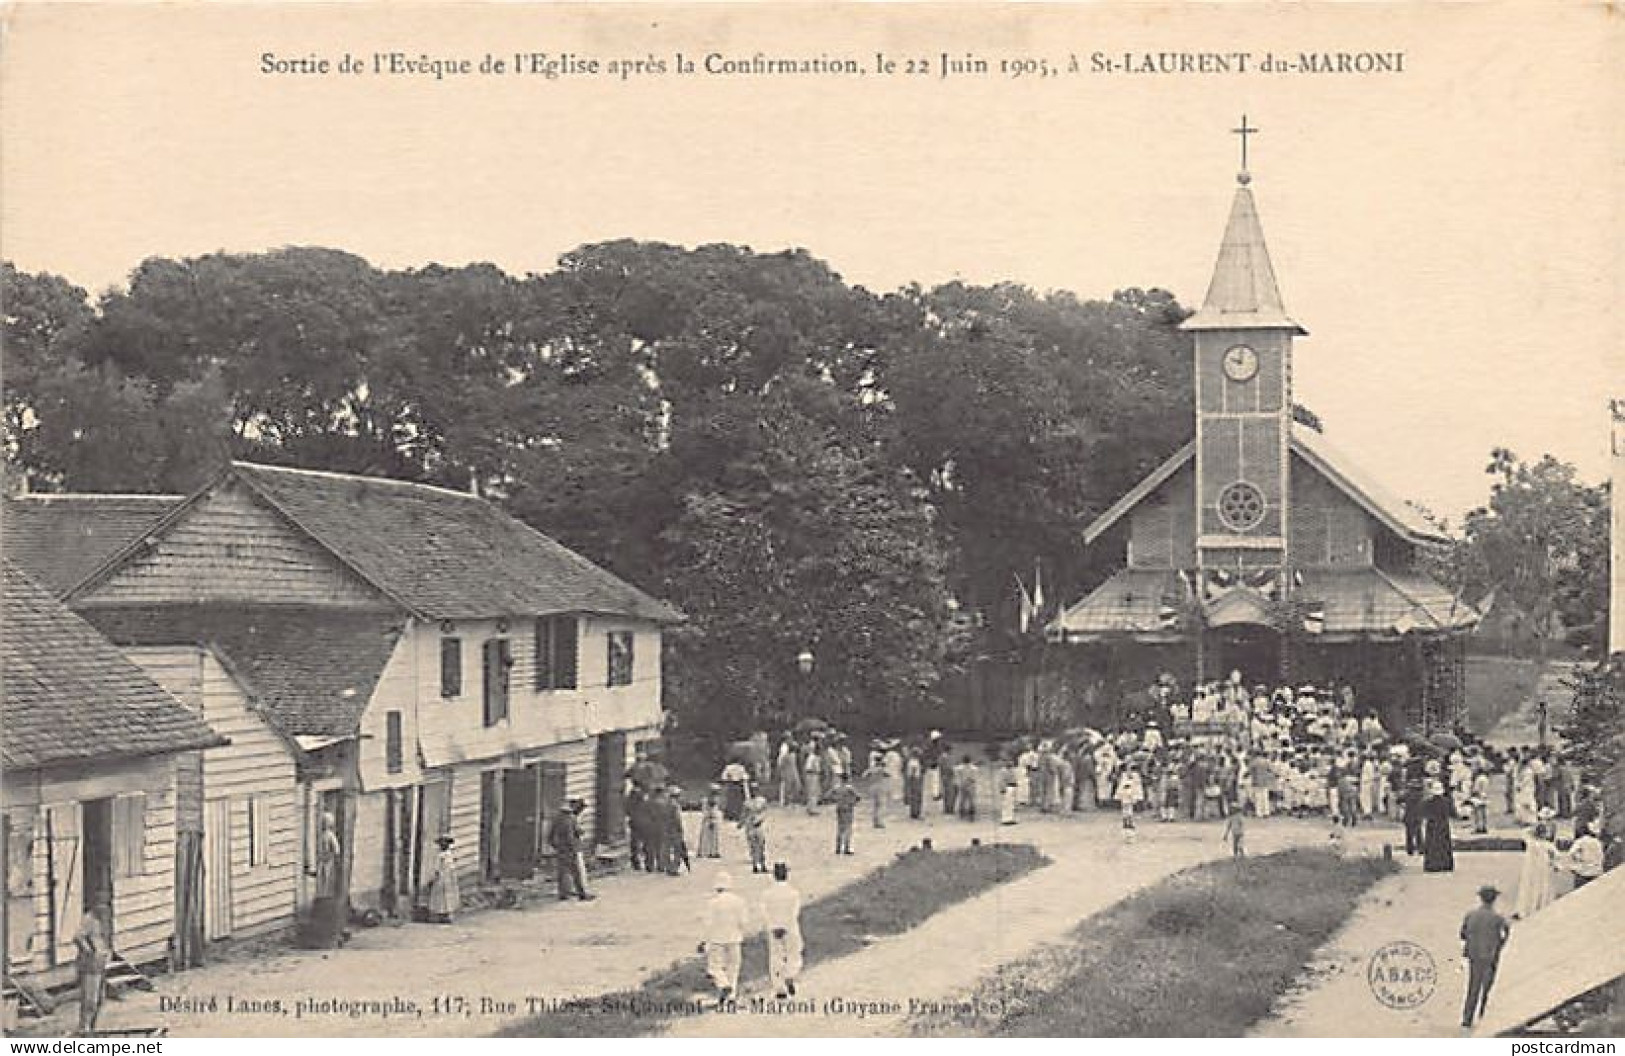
[1209,625,1281,685]
[80,799,114,933]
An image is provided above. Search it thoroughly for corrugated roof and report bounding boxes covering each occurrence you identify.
[83,605,405,738]
[1,561,225,770]
[1082,425,1451,548]
[229,463,682,623]
[1052,565,1478,641]
[2,494,181,596]
[1049,568,1187,641]
[1181,181,1306,334]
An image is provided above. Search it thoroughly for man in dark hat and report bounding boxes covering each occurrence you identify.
[1460,884,1510,1029]
[549,799,596,901]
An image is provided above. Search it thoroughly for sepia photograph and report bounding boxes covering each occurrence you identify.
[0,1,1621,1044]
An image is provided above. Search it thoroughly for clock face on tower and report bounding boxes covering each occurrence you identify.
[1222,343,1259,382]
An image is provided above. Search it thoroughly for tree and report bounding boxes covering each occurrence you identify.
[1558,659,1624,780]
[882,282,1192,640]
[1445,448,1610,653]
[661,379,958,734]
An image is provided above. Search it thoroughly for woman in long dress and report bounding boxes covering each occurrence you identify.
[998,761,1019,825]
[1512,815,1558,919]
[427,835,461,923]
[696,787,723,859]
[1514,762,1539,826]
[1420,780,1456,873]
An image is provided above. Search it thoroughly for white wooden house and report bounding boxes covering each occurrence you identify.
[60,462,681,910]
[0,562,225,991]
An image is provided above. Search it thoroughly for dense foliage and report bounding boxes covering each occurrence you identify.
[1428,447,1611,656]
[3,246,1196,732]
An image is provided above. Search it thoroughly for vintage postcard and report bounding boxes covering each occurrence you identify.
[1,0,1621,1043]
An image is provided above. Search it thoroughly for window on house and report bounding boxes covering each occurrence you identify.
[386,711,404,773]
[533,616,578,691]
[248,796,270,867]
[607,631,634,688]
[111,794,147,878]
[483,638,512,727]
[440,637,462,698]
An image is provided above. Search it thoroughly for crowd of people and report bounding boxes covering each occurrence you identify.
[599,670,1616,1007]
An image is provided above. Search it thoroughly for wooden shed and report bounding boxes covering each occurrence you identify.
[0,562,224,990]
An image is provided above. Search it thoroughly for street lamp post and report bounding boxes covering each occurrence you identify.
[796,648,815,721]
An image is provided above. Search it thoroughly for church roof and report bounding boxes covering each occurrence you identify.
[1081,424,1450,547]
[1180,181,1306,334]
[1049,565,1478,642]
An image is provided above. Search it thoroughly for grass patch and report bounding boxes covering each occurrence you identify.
[495,842,1049,1037]
[911,848,1399,1038]
[1464,655,1545,736]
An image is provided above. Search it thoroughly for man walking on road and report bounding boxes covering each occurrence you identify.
[700,872,753,1004]
[549,799,596,901]
[760,862,804,1000]
[1460,884,1511,1029]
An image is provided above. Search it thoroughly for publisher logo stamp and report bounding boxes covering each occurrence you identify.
[1367,940,1437,1010]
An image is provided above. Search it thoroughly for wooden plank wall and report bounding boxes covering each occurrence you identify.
[17,757,178,978]
[127,646,300,940]
[78,480,388,609]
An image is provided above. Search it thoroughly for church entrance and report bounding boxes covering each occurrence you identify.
[1207,625,1281,685]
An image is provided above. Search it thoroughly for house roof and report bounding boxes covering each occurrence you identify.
[1180,180,1306,334]
[2,494,181,596]
[1,561,225,770]
[73,462,683,624]
[83,605,406,739]
[1081,424,1451,548]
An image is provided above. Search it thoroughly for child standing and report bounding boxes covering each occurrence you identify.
[1117,765,1144,844]
[740,795,769,873]
[832,776,860,855]
[1222,810,1246,858]
[697,785,723,859]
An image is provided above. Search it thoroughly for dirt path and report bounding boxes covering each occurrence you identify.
[1484,659,1580,749]
[663,816,1336,1038]
[68,805,962,1037]
[1252,850,1527,1038]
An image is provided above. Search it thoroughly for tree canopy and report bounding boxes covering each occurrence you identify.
[3,244,1196,732]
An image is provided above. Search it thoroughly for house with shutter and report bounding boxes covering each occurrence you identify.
[52,462,681,913]
[1,561,225,993]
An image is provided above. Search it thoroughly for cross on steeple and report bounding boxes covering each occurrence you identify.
[1232,114,1259,182]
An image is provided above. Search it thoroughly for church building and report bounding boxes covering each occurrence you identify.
[1049,139,1479,732]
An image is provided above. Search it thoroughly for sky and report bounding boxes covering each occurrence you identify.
[2,2,1619,525]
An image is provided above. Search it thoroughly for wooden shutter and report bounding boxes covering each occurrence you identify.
[385,711,404,773]
[607,632,634,687]
[483,639,510,726]
[441,638,462,698]
[112,794,147,878]
[556,618,578,690]
[249,797,271,867]
[534,618,554,690]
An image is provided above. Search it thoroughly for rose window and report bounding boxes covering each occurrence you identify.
[1217,481,1266,532]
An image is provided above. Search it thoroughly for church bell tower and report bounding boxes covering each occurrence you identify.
[1180,117,1306,584]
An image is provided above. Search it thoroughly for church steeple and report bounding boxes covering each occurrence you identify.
[1180,119,1302,577]
[1181,176,1306,334]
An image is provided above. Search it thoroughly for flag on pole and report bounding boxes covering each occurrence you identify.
[1301,599,1327,635]
[1016,574,1035,635]
[1032,560,1046,617]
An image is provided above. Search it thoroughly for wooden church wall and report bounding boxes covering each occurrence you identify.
[1128,465,1196,570]
[1287,454,1375,568]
